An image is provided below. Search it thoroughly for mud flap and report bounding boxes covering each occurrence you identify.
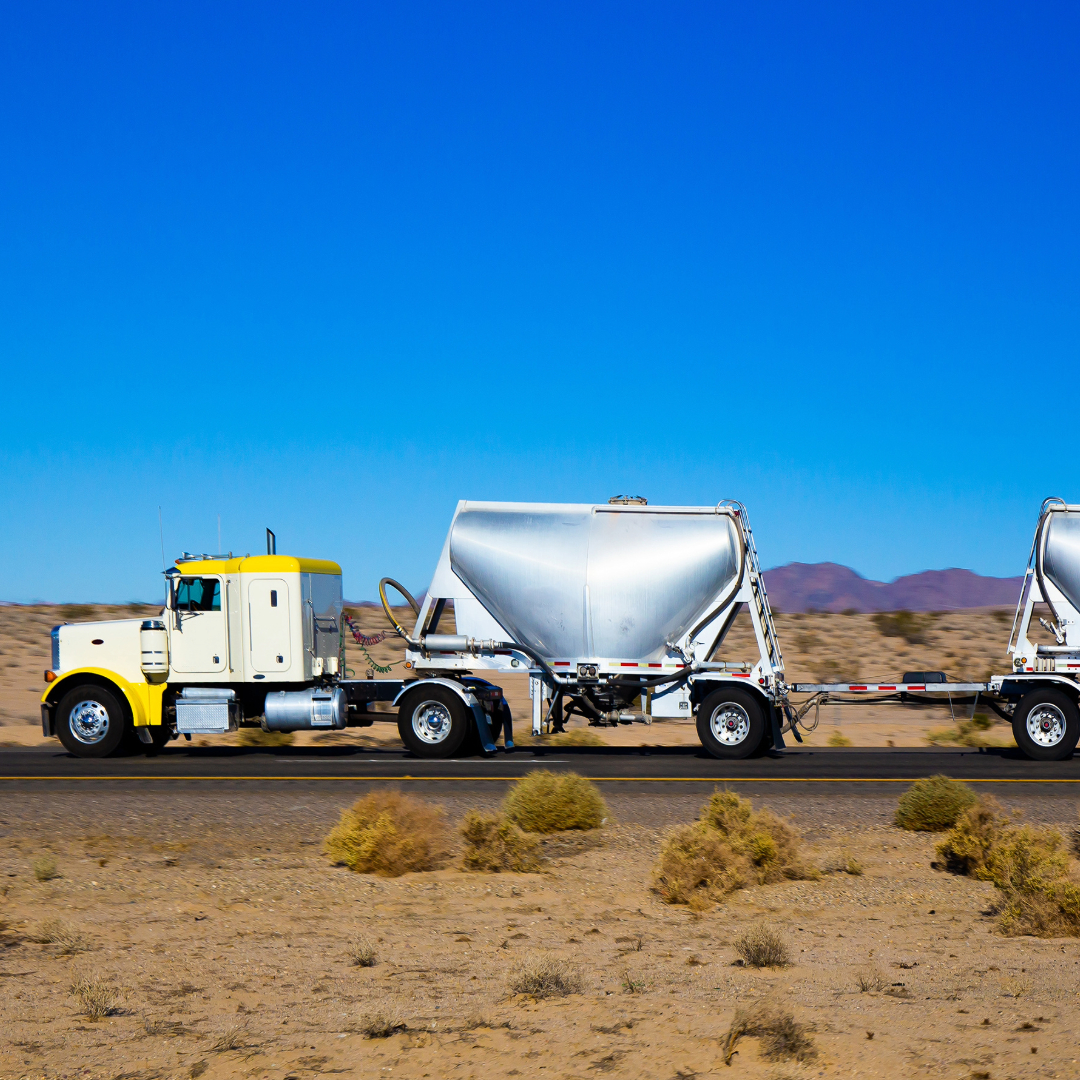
[769,707,786,750]
[469,703,497,754]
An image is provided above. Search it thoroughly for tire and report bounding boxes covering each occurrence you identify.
[696,687,767,759]
[1012,688,1080,761]
[397,685,471,758]
[54,684,128,758]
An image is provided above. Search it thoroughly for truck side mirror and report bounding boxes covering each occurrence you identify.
[164,568,180,628]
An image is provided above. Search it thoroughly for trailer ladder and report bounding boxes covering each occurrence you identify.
[721,500,784,673]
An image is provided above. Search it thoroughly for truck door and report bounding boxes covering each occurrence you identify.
[249,579,292,673]
[170,576,228,674]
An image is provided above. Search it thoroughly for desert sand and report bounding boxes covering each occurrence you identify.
[2,787,1079,1078]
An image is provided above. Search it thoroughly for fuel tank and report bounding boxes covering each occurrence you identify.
[447,503,744,661]
[1039,506,1080,614]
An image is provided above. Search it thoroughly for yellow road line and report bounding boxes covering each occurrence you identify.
[1,775,1079,783]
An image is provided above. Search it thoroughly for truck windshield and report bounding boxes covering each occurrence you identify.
[176,577,221,612]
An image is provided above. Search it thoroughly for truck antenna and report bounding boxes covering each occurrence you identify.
[266,528,276,555]
[158,507,167,572]
[218,514,222,553]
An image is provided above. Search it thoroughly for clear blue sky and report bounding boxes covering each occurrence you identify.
[1,1,1077,603]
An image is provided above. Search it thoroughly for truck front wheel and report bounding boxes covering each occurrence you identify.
[1012,688,1080,761]
[397,686,470,758]
[696,687,767,759]
[54,684,127,758]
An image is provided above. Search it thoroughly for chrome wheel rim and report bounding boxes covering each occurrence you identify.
[709,702,751,746]
[412,700,453,745]
[1027,703,1066,747]
[69,699,111,745]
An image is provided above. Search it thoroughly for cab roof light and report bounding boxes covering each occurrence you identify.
[176,551,234,563]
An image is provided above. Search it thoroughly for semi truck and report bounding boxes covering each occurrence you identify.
[39,497,1080,762]
[39,541,415,757]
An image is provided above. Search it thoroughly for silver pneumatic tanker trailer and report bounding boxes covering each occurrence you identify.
[792,497,1080,760]
[379,498,802,759]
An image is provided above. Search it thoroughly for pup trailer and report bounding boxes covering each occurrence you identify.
[791,497,1080,760]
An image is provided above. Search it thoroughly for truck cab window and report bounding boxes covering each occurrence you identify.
[176,577,221,612]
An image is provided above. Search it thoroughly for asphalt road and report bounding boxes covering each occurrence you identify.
[1,744,1078,786]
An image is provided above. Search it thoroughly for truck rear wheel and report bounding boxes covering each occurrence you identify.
[1012,688,1080,761]
[54,684,127,758]
[397,685,471,758]
[696,687,767,759]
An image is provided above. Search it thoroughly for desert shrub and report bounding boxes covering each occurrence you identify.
[347,934,377,967]
[895,775,977,832]
[872,610,930,645]
[652,824,745,909]
[827,731,853,747]
[653,792,815,909]
[814,659,859,684]
[503,771,607,833]
[998,880,1080,937]
[855,967,887,992]
[33,855,60,881]
[935,798,1080,937]
[323,791,452,876]
[734,926,789,968]
[980,824,1069,892]
[460,811,542,873]
[32,919,90,954]
[699,792,814,885]
[237,728,295,748]
[722,1002,816,1065]
[70,974,123,1020]
[360,1001,407,1038]
[507,953,584,998]
[59,604,96,622]
[210,1023,248,1052]
[926,714,1009,748]
[934,797,1011,875]
[547,729,605,747]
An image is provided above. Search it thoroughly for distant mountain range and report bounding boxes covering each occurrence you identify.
[761,562,1024,613]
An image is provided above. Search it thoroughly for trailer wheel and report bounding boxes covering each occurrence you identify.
[54,684,127,758]
[696,687,767,759]
[1012,688,1080,761]
[397,686,470,758]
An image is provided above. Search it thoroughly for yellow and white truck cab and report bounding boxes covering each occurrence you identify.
[39,550,388,757]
